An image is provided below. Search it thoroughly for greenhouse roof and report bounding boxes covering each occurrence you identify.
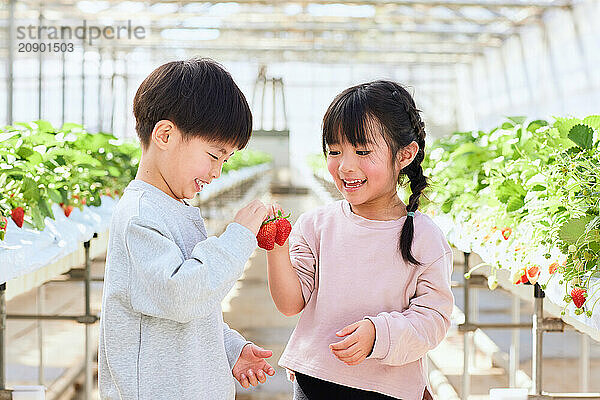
[1,0,577,65]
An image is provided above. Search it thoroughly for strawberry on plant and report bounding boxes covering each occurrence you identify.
[526,265,540,285]
[11,207,24,228]
[548,262,559,274]
[571,287,586,309]
[257,221,277,250]
[501,227,512,240]
[60,203,74,217]
[274,211,292,246]
[0,216,7,240]
[512,268,526,285]
[73,194,87,205]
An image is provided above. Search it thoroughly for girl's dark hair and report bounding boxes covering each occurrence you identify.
[322,80,428,265]
[133,57,252,150]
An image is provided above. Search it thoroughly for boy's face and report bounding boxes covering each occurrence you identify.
[155,123,236,201]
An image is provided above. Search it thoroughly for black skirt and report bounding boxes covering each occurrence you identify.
[295,372,400,400]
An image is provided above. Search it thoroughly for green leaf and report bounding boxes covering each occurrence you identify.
[107,166,121,177]
[34,120,54,133]
[48,188,62,203]
[38,198,53,219]
[441,198,453,214]
[582,115,600,131]
[568,124,594,149]
[501,122,514,130]
[30,206,45,231]
[16,146,34,159]
[558,215,594,244]
[507,116,527,125]
[22,177,40,201]
[527,119,548,133]
[531,184,546,191]
[554,117,581,138]
[506,196,525,212]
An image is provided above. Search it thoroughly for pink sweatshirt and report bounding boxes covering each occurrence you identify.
[278,200,454,400]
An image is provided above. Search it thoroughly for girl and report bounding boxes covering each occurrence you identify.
[266,80,454,400]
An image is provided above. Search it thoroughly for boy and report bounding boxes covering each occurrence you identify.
[98,58,274,399]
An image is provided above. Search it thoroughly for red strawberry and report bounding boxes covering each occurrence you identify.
[0,216,7,240]
[11,207,24,228]
[571,287,586,309]
[62,204,74,217]
[548,262,559,274]
[526,265,540,285]
[274,211,292,246]
[502,227,512,240]
[520,273,528,284]
[73,194,87,205]
[257,221,277,250]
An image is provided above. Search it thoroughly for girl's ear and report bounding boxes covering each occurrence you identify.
[398,141,419,170]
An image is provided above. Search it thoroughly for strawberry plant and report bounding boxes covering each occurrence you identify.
[423,115,600,318]
[0,120,140,233]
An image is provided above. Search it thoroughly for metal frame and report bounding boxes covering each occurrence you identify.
[0,235,100,399]
[459,251,600,399]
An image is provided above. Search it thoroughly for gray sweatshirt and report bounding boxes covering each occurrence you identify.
[98,179,256,399]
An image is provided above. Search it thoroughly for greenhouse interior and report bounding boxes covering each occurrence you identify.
[0,0,599,399]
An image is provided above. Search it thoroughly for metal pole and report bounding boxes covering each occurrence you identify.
[123,55,129,138]
[61,51,66,126]
[532,283,544,396]
[568,7,592,84]
[7,0,16,125]
[279,78,288,129]
[98,49,103,132]
[580,334,589,392]
[509,296,520,387]
[541,20,564,112]
[84,240,92,400]
[462,252,471,400]
[37,285,44,385]
[110,51,117,134]
[0,283,6,390]
[498,47,513,108]
[37,7,43,120]
[482,54,496,116]
[272,79,277,130]
[81,43,86,127]
[516,33,536,112]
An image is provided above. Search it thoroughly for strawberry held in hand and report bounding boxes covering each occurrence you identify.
[274,211,292,246]
[11,207,24,228]
[257,221,277,250]
[256,209,293,250]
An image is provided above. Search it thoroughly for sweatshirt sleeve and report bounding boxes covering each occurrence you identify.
[288,216,318,303]
[365,251,454,366]
[223,322,251,370]
[125,216,257,323]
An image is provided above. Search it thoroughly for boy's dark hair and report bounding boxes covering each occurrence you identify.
[133,58,252,150]
[322,80,427,266]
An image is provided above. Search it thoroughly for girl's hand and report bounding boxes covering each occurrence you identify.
[268,202,284,219]
[329,319,376,366]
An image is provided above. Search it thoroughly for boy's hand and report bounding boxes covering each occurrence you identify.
[234,200,267,236]
[329,319,376,366]
[233,344,275,388]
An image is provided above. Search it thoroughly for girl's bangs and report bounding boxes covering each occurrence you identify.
[322,91,380,151]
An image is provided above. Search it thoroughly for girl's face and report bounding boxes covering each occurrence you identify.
[326,131,401,210]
